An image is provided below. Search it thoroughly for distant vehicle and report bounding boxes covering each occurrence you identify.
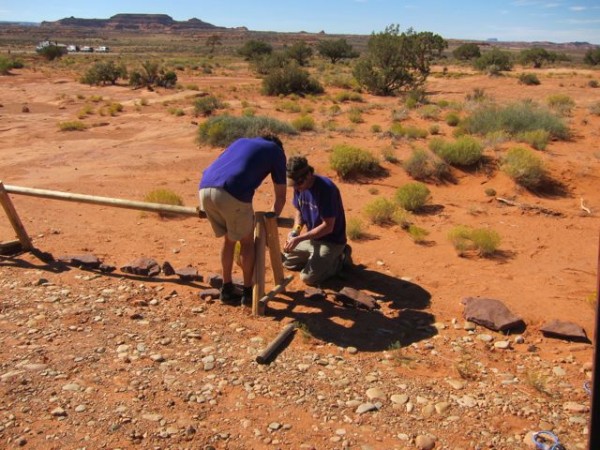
[80,46,93,53]
[66,44,78,52]
[95,46,109,53]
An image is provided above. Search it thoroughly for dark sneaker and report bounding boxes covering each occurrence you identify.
[220,282,241,304]
[240,287,253,307]
[341,244,353,268]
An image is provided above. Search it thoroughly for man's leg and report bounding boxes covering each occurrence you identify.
[221,236,236,284]
[283,240,312,271]
[239,231,255,288]
[300,241,345,286]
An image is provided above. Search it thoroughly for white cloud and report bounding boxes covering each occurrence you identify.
[569,6,586,11]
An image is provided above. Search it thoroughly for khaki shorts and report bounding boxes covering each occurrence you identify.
[199,188,254,241]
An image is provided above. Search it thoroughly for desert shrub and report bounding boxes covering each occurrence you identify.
[403,148,449,181]
[429,124,440,135]
[501,146,546,189]
[58,121,87,131]
[364,197,398,225]
[346,217,365,241]
[381,147,398,163]
[483,130,510,150]
[460,101,569,140]
[347,107,364,123]
[395,182,430,212]
[169,107,185,116]
[104,102,123,116]
[589,102,600,116]
[583,47,600,65]
[238,39,273,60]
[407,224,429,243]
[276,100,301,113]
[371,124,382,133]
[445,112,460,126]
[429,136,483,166]
[418,105,441,120]
[194,95,226,117]
[518,73,540,85]
[81,60,127,86]
[144,188,184,218]
[334,91,363,103]
[197,115,297,148]
[330,144,380,179]
[292,114,316,131]
[262,64,324,96]
[317,38,359,64]
[77,104,94,119]
[546,94,575,116]
[589,80,599,88]
[129,61,177,89]
[484,187,496,197]
[389,123,428,140]
[448,225,501,257]
[0,56,23,75]
[285,41,313,66]
[516,129,550,150]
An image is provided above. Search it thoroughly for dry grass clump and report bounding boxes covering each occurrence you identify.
[501,146,546,189]
[448,225,501,257]
[143,188,184,218]
[395,182,431,212]
[58,121,87,131]
[329,144,380,180]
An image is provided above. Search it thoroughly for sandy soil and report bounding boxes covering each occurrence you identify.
[0,61,599,449]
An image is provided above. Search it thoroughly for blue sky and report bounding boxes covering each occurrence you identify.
[1,0,599,44]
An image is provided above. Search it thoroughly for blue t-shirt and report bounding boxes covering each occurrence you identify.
[293,175,346,245]
[199,137,287,203]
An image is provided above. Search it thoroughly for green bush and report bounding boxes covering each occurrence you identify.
[364,197,398,225]
[473,48,512,73]
[347,107,364,123]
[583,47,600,65]
[262,64,324,96]
[346,217,365,241]
[445,112,461,126]
[292,114,316,132]
[381,147,398,163]
[389,123,428,140]
[516,129,550,150]
[58,121,87,131]
[334,91,363,103]
[429,136,483,166]
[518,73,540,85]
[197,115,297,148]
[407,224,429,243]
[37,45,67,61]
[403,148,449,181]
[453,43,481,60]
[0,56,23,75]
[330,144,380,180]
[460,100,569,140]
[81,60,127,86]
[448,225,501,257]
[418,105,441,120]
[194,95,226,117]
[395,182,430,212]
[501,146,546,189]
[546,94,575,116]
[144,188,184,218]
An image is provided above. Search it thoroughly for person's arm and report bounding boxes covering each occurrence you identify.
[272,183,287,217]
[284,216,335,252]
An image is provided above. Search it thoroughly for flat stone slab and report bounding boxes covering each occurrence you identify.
[304,287,325,301]
[199,288,220,300]
[334,287,379,310]
[121,257,161,277]
[57,253,102,269]
[461,297,525,332]
[540,320,590,342]
[174,266,203,282]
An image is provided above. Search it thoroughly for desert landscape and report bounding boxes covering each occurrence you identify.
[0,21,599,450]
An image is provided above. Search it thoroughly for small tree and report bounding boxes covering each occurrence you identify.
[205,34,222,54]
[262,63,323,96]
[519,47,556,68]
[37,44,67,61]
[81,60,127,86]
[284,41,313,66]
[353,24,446,96]
[316,38,359,64]
[584,47,600,65]
[453,43,481,60]
[474,48,512,73]
[238,39,273,60]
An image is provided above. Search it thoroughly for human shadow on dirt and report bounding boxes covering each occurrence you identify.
[0,248,72,274]
[268,265,436,352]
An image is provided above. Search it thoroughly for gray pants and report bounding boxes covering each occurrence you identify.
[283,240,345,286]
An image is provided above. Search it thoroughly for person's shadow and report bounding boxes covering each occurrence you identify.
[268,265,436,352]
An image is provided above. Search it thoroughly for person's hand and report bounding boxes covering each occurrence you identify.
[284,235,299,253]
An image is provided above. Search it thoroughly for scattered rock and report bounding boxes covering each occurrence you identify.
[540,320,590,342]
[120,257,161,277]
[461,297,525,331]
[334,287,379,310]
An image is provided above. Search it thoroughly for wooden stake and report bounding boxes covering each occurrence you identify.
[252,212,266,316]
[264,212,285,285]
[0,181,32,250]
[255,322,296,364]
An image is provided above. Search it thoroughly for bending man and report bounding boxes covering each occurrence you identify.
[199,135,287,305]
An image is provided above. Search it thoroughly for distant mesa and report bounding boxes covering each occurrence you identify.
[40,13,225,31]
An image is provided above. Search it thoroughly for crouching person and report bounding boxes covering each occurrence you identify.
[283,156,351,286]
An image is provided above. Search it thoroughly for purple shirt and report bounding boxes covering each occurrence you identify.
[293,175,346,245]
[199,137,286,203]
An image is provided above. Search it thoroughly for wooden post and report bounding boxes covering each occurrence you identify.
[0,181,32,250]
[263,212,285,285]
[255,322,296,364]
[252,212,266,316]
